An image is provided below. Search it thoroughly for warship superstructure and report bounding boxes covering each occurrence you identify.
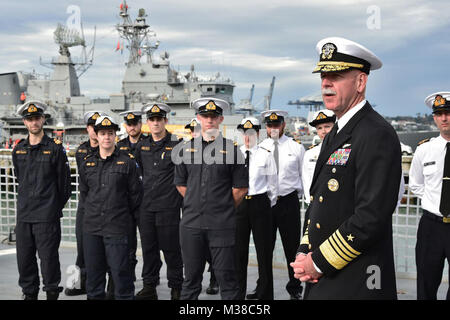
[0,1,244,147]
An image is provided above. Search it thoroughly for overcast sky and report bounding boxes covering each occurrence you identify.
[1,0,450,118]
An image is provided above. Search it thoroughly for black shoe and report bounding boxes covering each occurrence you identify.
[23,293,38,300]
[65,273,86,296]
[135,286,158,300]
[170,288,181,300]
[46,288,63,301]
[206,278,219,295]
[289,292,302,300]
[246,290,258,300]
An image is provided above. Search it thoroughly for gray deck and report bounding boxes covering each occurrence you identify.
[0,243,447,300]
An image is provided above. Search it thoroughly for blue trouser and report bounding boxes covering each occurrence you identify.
[16,221,62,295]
[83,233,134,300]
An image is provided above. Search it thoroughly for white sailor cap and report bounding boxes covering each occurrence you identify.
[17,100,48,118]
[142,103,171,118]
[309,109,336,127]
[313,37,382,74]
[260,110,288,124]
[83,111,108,125]
[424,91,450,114]
[94,115,120,132]
[119,110,144,123]
[185,118,200,130]
[192,97,228,116]
[237,117,261,131]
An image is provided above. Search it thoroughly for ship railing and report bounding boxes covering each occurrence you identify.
[0,154,447,280]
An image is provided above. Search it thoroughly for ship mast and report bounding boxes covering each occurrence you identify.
[116,1,160,65]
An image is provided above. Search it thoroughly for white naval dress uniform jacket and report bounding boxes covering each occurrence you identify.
[409,135,449,217]
[302,143,321,204]
[259,134,306,198]
[240,145,278,207]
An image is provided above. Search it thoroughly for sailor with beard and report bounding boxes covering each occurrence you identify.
[117,110,146,156]
[13,101,71,300]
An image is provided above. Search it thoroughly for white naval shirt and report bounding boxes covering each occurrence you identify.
[259,134,306,198]
[302,143,322,204]
[240,145,278,207]
[409,135,449,216]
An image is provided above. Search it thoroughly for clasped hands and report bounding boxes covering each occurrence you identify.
[290,252,322,283]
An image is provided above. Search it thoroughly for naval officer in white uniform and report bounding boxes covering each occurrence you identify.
[302,110,336,205]
[410,91,450,300]
[235,117,278,300]
[257,109,306,300]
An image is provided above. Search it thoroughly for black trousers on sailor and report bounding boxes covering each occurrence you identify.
[416,210,450,300]
[16,221,61,295]
[83,233,134,300]
[75,209,85,277]
[235,193,274,299]
[139,210,183,289]
[180,226,239,300]
[271,191,302,296]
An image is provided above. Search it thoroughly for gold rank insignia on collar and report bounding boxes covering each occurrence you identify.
[91,112,100,120]
[151,105,160,113]
[205,101,217,111]
[126,113,135,120]
[27,104,38,113]
[243,120,253,129]
[269,113,278,121]
[321,43,336,60]
[434,95,446,107]
[101,118,112,126]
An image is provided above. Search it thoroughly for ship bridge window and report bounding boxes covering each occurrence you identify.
[207,87,213,92]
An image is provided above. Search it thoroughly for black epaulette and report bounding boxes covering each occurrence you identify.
[308,144,318,150]
[295,139,302,144]
[417,138,431,146]
[260,146,271,152]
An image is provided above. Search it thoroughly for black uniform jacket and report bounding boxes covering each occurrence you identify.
[298,102,402,300]
[174,134,249,230]
[12,134,71,223]
[117,134,146,156]
[79,147,143,236]
[75,140,98,217]
[135,131,183,215]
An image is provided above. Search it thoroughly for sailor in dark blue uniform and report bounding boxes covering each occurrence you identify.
[174,97,249,300]
[79,116,143,300]
[12,101,72,300]
[65,110,106,297]
[117,110,146,284]
[134,103,184,300]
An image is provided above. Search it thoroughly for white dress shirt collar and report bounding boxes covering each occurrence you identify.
[336,99,366,133]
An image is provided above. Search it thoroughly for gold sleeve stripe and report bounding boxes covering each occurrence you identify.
[336,230,361,256]
[300,227,309,245]
[328,235,352,262]
[319,240,348,270]
[331,233,358,259]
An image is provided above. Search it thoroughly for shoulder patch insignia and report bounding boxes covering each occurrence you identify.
[165,147,173,151]
[417,138,430,146]
[15,150,27,154]
[120,146,129,150]
[141,146,150,151]
[117,161,125,165]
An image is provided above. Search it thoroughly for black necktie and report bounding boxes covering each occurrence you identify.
[245,150,250,168]
[326,123,338,146]
[440,142,450,217]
